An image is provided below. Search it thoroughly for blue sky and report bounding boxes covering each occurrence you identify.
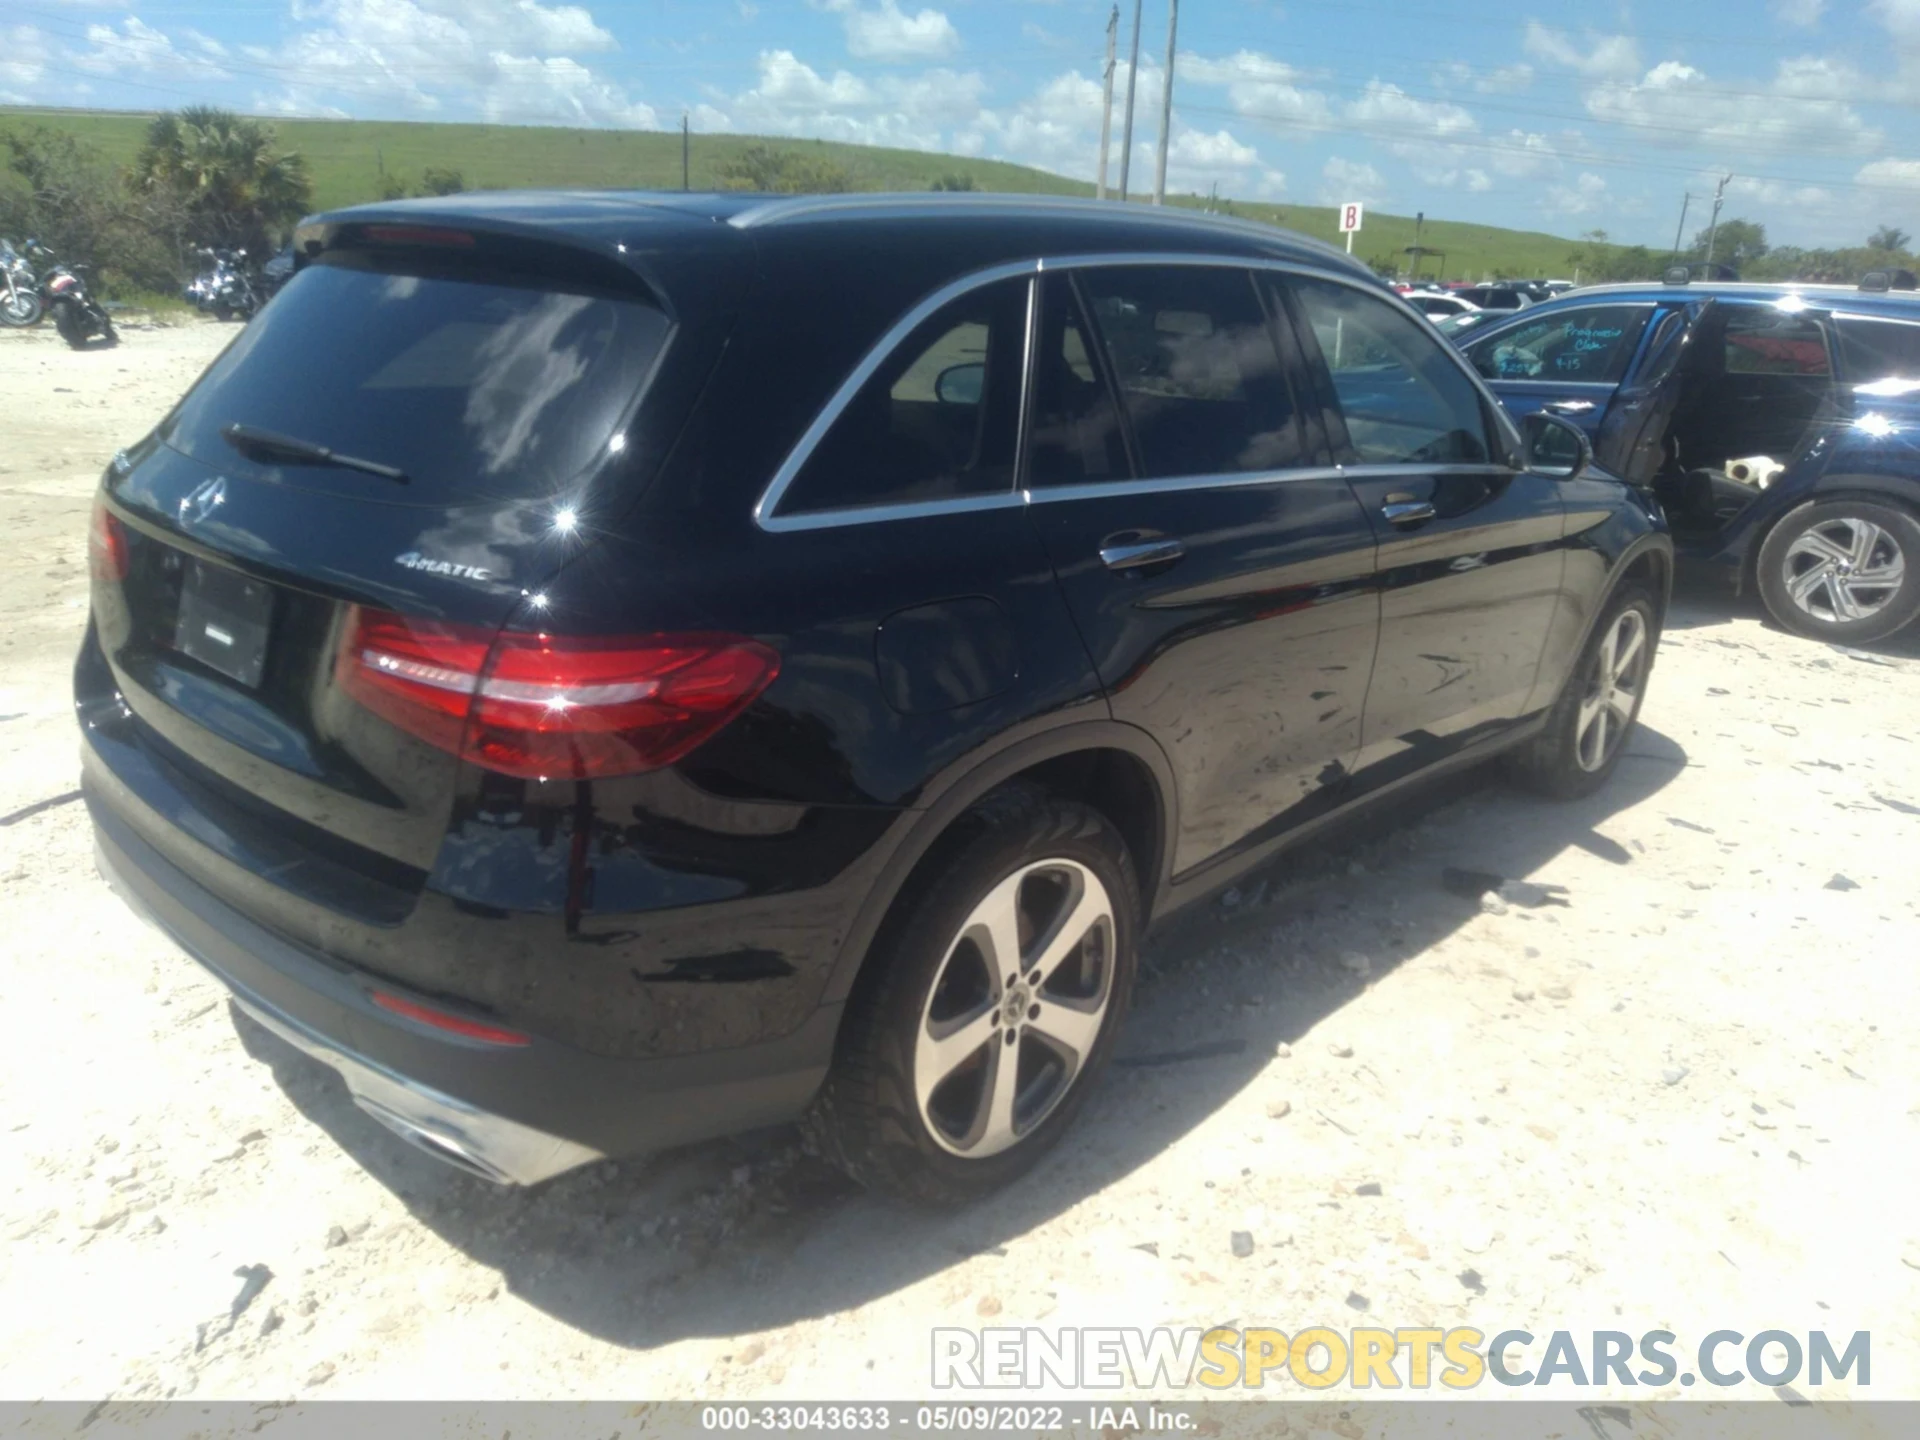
[3,0,1918,247]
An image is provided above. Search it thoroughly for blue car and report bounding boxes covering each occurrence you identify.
[1450,271,1920,643]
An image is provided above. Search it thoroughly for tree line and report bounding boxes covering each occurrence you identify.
[1566,218,1917,285]
[1,107,320,296]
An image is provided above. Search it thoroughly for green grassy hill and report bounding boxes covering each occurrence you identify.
[1,106,1599,281]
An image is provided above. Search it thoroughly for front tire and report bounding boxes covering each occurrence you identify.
[53,305,86,349]
[1756,499,1920,644]
[805,785,1139,1204]
[1509,583,1659,800]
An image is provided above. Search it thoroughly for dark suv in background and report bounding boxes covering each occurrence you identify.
[81,193,1670,1203]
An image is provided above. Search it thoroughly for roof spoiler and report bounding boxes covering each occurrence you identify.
[1860,268,1918,292]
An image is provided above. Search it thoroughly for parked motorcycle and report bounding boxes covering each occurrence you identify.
[190,246,259,321]
[32,244,117,349]
[1,238,42,328]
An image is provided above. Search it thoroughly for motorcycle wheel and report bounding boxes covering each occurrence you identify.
[54,306,88,349]
[0,289,42,327]
[213,303,233,322]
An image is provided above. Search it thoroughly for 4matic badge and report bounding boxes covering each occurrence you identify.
[394,551,492,582]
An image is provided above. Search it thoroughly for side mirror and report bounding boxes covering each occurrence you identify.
[1521,411,1592,480]
[934,362,985,406]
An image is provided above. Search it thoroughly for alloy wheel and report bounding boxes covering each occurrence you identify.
[1780,517,1907,625]
[913,859,1116,1159]
[1575,608,1648,772]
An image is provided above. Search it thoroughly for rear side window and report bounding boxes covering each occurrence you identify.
[162,257,670,505]
[783,276,1027,513]
[1290,277,1492,466]
[1075,266,1305,476]
[1464,305,1651,384]
[1837,317,1920,382]
[1723,306,1830,376]
[1027,276,1133,488]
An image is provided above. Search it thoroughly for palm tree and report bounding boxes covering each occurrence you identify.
[132,107,313,258]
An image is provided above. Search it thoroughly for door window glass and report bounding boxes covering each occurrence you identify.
[1463,305,1651,383]
[1291,277,1493,465]
[1075,266,1306,476]
[1837,317,1920,383]
[783,276,1027,513]
[1723,306,1830,376]
[1026,276,1134,488]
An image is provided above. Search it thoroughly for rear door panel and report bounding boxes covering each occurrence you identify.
[1021,266,1380,878]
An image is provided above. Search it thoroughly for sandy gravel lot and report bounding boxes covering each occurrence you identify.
[2,319,1917,1412]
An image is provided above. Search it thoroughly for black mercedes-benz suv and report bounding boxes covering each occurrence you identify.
[80,192,1671,1203]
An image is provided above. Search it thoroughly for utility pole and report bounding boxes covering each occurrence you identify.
[1096,6,1118,200]
[1117,0,1143,202]
[1670,192,1693,259]
[1151,0,1179,206]
[681,112,690,191]
[1703,173,1733,268]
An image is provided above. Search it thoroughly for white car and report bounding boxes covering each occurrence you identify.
[1405,291,1481,320]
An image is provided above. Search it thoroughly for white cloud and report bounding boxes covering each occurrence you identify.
[1775,0,1827,25]
[1488,128,1562,179]
[483,54,657,127]
[0,24,49,92]
[1320,156,1385,207]
[1546,171,1609,216]
[1870,0,1920,77]
[717,48,982,151]
[1585,57,1879,158]
[1858,157,1920,191]
[1432,60,1534,94]
[820,0,960,61]
[74,16,230,81]
[1522,22,1642,82]
[240,0,647,127]
[1346,80,1475,139]
[1183,50,1334,127]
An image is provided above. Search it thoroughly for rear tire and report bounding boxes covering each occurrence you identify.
[804,785,1139,1205]
[1509,583,1660,800]
[0,290,40,327]
[54,306,86,349]
[1756,499,1920,644]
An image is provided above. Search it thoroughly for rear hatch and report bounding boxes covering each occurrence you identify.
[83,214,727,935]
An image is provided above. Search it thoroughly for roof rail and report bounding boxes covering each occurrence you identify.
[1859,268,1918,292]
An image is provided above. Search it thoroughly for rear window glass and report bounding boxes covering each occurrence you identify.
[1838,317,1920,383]
[1723,307,1829,376]
[1464,305,1650,383]
[160,257,670,505]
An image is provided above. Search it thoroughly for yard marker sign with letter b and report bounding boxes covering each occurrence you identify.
[1340,201,1363,253]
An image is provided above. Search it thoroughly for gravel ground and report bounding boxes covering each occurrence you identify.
[2,319,1917,1409]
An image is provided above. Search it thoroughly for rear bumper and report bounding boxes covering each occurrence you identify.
[88,785,838,1185]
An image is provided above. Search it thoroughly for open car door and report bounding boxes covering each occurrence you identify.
[1594,298,1718,486]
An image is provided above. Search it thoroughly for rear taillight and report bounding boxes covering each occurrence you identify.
[336,607,779,781]
[88,500,128,582]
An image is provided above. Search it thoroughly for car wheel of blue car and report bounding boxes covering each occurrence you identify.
[1757,499,1920,645]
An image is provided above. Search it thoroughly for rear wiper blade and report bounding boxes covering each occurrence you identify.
[221,423,409,485]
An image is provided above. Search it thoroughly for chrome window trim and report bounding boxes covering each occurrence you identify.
[1023,466,1348,507]
[1831,311,1920,328]
[753,259,1040,533]
[759,490,1031,534]
[754,250,1519,534]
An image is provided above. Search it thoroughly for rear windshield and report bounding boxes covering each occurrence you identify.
[161,256,671,505]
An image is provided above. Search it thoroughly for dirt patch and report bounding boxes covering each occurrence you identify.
[1,320,1915,1403]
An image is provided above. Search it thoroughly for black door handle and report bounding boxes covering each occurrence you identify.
[1100,537,1185,571]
